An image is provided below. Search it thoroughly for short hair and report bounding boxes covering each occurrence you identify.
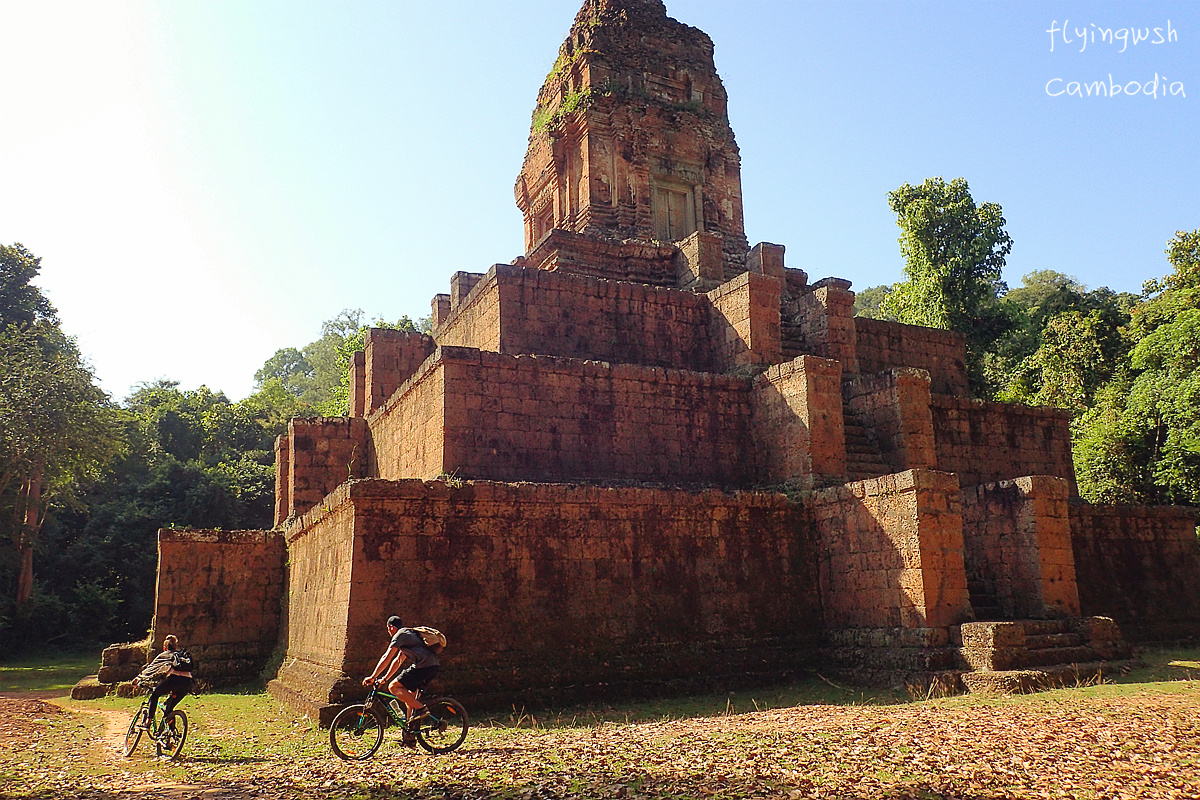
[164,634,178,651]
[387,615,403,629]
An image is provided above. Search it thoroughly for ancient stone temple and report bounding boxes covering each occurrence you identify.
[129,0,1200,720]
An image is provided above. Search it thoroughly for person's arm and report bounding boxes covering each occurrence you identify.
[362,646,399,686]
[380,650,409,684]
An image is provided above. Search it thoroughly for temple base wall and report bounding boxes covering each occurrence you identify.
[1070,503,1200,641]
[961,477,1080,620]
[369,348,760,486]
[267,478,824,718]
[930,396,1075,492]
[153,529,286,686]
[811,469,972,632]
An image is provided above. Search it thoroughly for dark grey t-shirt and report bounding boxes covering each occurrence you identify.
[390,627,439,669]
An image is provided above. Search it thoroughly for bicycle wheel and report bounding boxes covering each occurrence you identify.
[330,704,385,761]
[414,697,469,754]
[156,710,188,760]
[122,709,144,757]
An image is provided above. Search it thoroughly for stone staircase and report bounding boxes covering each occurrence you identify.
[967,578,1004,622]
[779,316,807,362]
[842,408,892,482]
[955,617,1132,694]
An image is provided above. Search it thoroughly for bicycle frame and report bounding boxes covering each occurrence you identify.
[363,684,420,727]
[124,685,189,759]
[329,682,468,759]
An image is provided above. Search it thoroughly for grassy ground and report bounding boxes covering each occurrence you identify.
[1,645,1198,799]
[0,648,97,694]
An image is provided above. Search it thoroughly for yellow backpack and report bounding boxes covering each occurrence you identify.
[412,626,447,654]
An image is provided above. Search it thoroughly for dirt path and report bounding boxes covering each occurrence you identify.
[1,693,221,799]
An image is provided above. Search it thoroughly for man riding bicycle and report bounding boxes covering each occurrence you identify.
[135,634,193,732]
[362,615,439,747]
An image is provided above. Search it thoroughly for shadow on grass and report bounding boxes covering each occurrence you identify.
[180,755,274,765]
[475,672,913,731]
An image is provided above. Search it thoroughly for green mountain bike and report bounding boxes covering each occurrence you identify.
[329,684,468,760]
[122,682,188,760]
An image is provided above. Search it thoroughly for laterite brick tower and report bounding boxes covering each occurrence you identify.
[516,0,748,281]
[135,0,1200,719]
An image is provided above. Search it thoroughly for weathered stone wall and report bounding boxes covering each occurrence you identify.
[277,417,370,525]
[365,356,447,480]
[437,262,717,370]
[960,477,1080,620]
[930,396,1075,492]
[794,280,858,372]
[811,469,971,632]
[1070,503,1200,641]
[707,271,781,369]
[368,347,759,486]
[360,328,436,415]
[751,355,845,488]
[153,529,285,686]
[432,269,504,352]
[270,497,360,713]
[268,478,823,718]
[523,229,682,287]
[854,318,968,397]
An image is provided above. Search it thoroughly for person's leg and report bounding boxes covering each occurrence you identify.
[391,666,438,717]
[386,677,423,714]
[146,682,167,728]
[159,683,188,728]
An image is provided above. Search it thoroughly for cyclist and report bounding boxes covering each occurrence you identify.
[135,634,193,732]
[362,615,439,747]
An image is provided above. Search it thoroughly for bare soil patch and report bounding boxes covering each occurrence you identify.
[0,696,65,746]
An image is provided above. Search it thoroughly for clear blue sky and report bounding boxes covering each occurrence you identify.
[1,1,1196,402]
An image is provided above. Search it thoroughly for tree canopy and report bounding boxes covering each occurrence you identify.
[881,177,1016,392]
[0,244,124,612]
[253,309,427,415]
[1074,230,1200,505]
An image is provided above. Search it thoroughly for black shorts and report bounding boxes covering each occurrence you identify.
[397,664,438,691]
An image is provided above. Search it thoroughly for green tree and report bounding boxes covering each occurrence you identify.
[0,244,124,608]
[852,284,897,320]
[9,379,294,649]
[254,310,427,416]
[882,177,1016,394]
[0,243,56,327]
[882,177,1012,330]
[254,309,366,411]
[1074,230,1200,505]
[995,271,1134,413]
[999,310,1122,414]
[253,347,313,399]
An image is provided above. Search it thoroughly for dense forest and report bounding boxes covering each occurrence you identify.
[2,177,1198,653]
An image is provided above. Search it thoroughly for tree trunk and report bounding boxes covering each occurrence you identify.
[16,542,34,606]
[14,469,43,607]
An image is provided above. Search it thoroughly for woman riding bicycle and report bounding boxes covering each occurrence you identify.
[135,634,193,731]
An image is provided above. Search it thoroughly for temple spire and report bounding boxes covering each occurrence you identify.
[514,0,747,271]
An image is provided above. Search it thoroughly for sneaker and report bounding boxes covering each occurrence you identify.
[402,732,417,749]
[408,706,431,724]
